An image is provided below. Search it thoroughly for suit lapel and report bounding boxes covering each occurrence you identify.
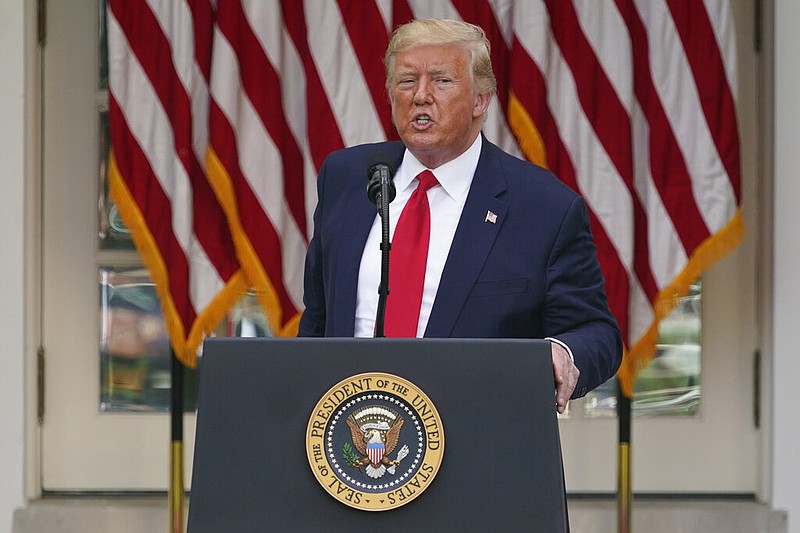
[425,139,509,337]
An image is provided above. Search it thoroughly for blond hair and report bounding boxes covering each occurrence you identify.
[384,19,497,95]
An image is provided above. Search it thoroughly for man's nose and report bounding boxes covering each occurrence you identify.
[413,79,433,104]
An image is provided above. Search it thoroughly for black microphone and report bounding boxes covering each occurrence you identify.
[366,153,396,337]
[366,153,396,206]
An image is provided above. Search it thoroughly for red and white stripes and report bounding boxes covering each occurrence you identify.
[107,0,245,366]
[108,0,743,390]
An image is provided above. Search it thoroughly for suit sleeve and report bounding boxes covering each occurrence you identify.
[544,196,623,398]
[297,159,328,337]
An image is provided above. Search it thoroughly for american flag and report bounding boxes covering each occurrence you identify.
[107,0,742,393]
[106,0,247,367]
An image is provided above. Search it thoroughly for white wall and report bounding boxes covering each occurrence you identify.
[773,2,800,531]
[0,0,28,530]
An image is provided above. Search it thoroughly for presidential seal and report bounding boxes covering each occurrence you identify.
[306,372,444,511]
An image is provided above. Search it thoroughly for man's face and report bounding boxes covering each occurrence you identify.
[389,43,490,169]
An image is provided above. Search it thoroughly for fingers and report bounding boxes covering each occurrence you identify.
[555,373,576,414]
[551,342,580,414]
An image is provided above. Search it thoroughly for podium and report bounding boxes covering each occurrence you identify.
[188,338,568,532]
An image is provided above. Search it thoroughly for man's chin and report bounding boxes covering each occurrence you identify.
[400,134,439,153]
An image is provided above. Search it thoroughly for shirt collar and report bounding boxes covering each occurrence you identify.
[396,134,483,202]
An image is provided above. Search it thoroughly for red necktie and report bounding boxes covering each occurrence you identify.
[385,170,439,337]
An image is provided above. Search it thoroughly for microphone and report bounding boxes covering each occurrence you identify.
[366,153,396,206]
[366,153,396,337]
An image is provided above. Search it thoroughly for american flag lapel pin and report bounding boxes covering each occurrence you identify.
[485,210,497,224]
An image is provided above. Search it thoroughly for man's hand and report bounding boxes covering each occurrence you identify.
[551,341,580,414]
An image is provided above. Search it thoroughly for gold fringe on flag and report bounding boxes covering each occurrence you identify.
[205,147,302,338]
[108,150,249,367]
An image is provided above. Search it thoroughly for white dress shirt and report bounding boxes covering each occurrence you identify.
[354,135,483,337]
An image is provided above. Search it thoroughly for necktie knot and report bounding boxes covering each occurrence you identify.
[416,170,438,193]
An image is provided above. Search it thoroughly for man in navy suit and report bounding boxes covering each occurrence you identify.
[299,19,622,413]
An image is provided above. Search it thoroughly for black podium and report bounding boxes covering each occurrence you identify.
[188,338,568,532]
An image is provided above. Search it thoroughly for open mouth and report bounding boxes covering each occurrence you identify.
[414,114,432,125]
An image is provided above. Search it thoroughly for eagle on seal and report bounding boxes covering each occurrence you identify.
[346,411,404,479]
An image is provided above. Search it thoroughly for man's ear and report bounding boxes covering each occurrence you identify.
[473,91,491,118]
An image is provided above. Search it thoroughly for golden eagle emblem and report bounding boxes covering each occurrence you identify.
[344,405,409,479]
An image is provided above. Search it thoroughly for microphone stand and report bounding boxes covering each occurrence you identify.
[374,172,392,338]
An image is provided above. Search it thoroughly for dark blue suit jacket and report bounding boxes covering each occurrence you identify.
[298,137,622,397]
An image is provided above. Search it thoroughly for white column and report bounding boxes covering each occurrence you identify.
[773,1,800,531]
[0,0,28,529]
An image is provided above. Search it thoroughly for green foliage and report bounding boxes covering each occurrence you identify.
[342,442,360,467]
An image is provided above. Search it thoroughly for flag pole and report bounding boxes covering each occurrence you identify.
[169,348,185,533]
[617,386,632,533]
